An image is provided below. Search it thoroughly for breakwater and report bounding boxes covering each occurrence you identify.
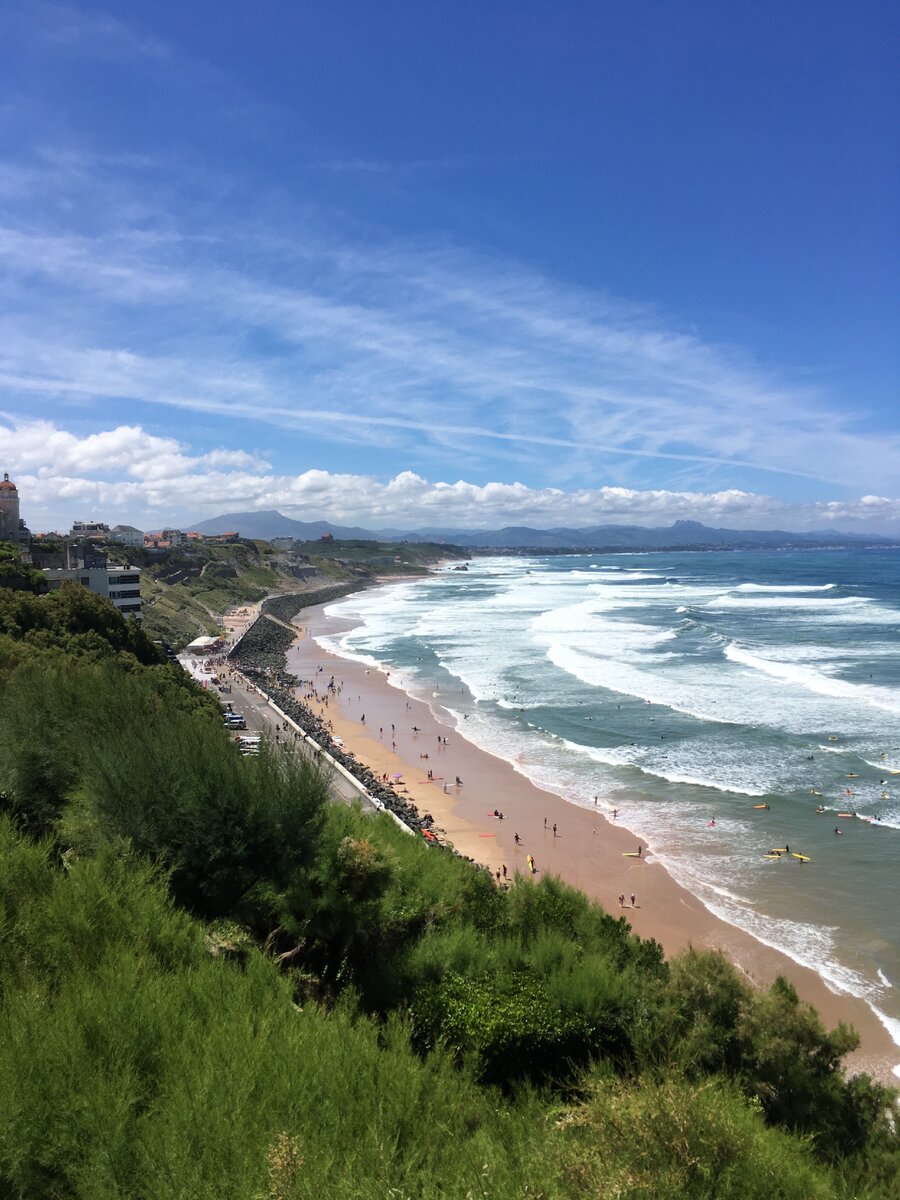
[228,586,452,843]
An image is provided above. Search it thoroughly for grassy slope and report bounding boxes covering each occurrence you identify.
[136,539,462,650]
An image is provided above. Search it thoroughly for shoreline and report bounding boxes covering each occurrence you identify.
[285,579,900,1083]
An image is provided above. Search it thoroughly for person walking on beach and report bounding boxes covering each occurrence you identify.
[552,823,558,837]
[618,894,625,908]
[630,893,636,908]
[543,817,547,829]
[514,832,521,844]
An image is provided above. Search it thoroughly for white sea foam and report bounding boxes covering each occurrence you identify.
[858,811,900,831]
[869,1008,900,1076]
[862,757,900,773]
[587,571,665,582]
[710,594,868,609]
[733,582,837,592]
[726,643,900,715]
[318,554,900,1057]
[557,737,771,795]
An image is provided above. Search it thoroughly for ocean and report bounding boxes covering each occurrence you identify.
[318,548,900,1067]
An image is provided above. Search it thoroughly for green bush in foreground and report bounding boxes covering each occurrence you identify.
[556,1073,838,1200]
[0,819,845,1200]
[0,590,897,1197]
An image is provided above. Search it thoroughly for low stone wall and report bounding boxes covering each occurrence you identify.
[261,584,362,624]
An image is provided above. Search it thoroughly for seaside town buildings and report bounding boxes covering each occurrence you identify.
[42,557,143,621]
[1,473,143,621]
[70,519,111,539]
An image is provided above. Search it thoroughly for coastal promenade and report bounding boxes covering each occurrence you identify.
[182,602,387,817]
[188,592,430,833]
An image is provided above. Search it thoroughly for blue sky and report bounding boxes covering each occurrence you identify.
[1,1,898,532]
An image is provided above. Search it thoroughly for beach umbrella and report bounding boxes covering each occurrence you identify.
[392,772,403,779]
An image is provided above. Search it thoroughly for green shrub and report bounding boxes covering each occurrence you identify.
[556,1073,839,1199]
[412,968,600,1088]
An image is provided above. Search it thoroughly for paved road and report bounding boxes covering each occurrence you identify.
[218,662,379,812]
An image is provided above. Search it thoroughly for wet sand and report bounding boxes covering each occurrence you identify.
[288,594,900,1083]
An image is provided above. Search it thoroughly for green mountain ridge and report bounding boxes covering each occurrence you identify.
[186,509,897,550]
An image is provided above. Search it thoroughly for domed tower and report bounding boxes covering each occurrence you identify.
[0,472,30,548]
[0,473,20,542]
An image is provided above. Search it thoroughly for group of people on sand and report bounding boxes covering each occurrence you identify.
[303,658,654,907]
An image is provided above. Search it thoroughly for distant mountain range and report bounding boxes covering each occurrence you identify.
[188,510,379,541]
[188,510,897,551]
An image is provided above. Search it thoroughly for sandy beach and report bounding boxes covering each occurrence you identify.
[287,587,899,1083]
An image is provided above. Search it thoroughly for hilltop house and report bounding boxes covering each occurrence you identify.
[108,524,145,548]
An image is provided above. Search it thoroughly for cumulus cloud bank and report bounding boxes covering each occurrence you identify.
[6,420,899,534]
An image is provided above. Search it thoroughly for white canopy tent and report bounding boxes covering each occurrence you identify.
[184,635,220,654]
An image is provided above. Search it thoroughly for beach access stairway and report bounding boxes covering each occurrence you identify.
[261,612,298,633]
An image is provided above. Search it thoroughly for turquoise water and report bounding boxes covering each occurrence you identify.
[320,549,900,1063]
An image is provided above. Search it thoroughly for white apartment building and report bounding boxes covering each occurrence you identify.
[43,565,143,621]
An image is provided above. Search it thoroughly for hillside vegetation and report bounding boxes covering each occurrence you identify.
[109,537,464,649]
[0,583,897,1198]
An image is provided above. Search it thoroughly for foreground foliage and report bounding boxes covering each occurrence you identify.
[0,587,897,1197]
[0,821,844,1200]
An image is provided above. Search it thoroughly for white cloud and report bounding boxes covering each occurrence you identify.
[5,419,899,535]
[0,148,898,499]
[2,420,268,483]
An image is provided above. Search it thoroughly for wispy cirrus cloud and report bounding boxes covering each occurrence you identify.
[2,2,170,62]
[0,132,897,518]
